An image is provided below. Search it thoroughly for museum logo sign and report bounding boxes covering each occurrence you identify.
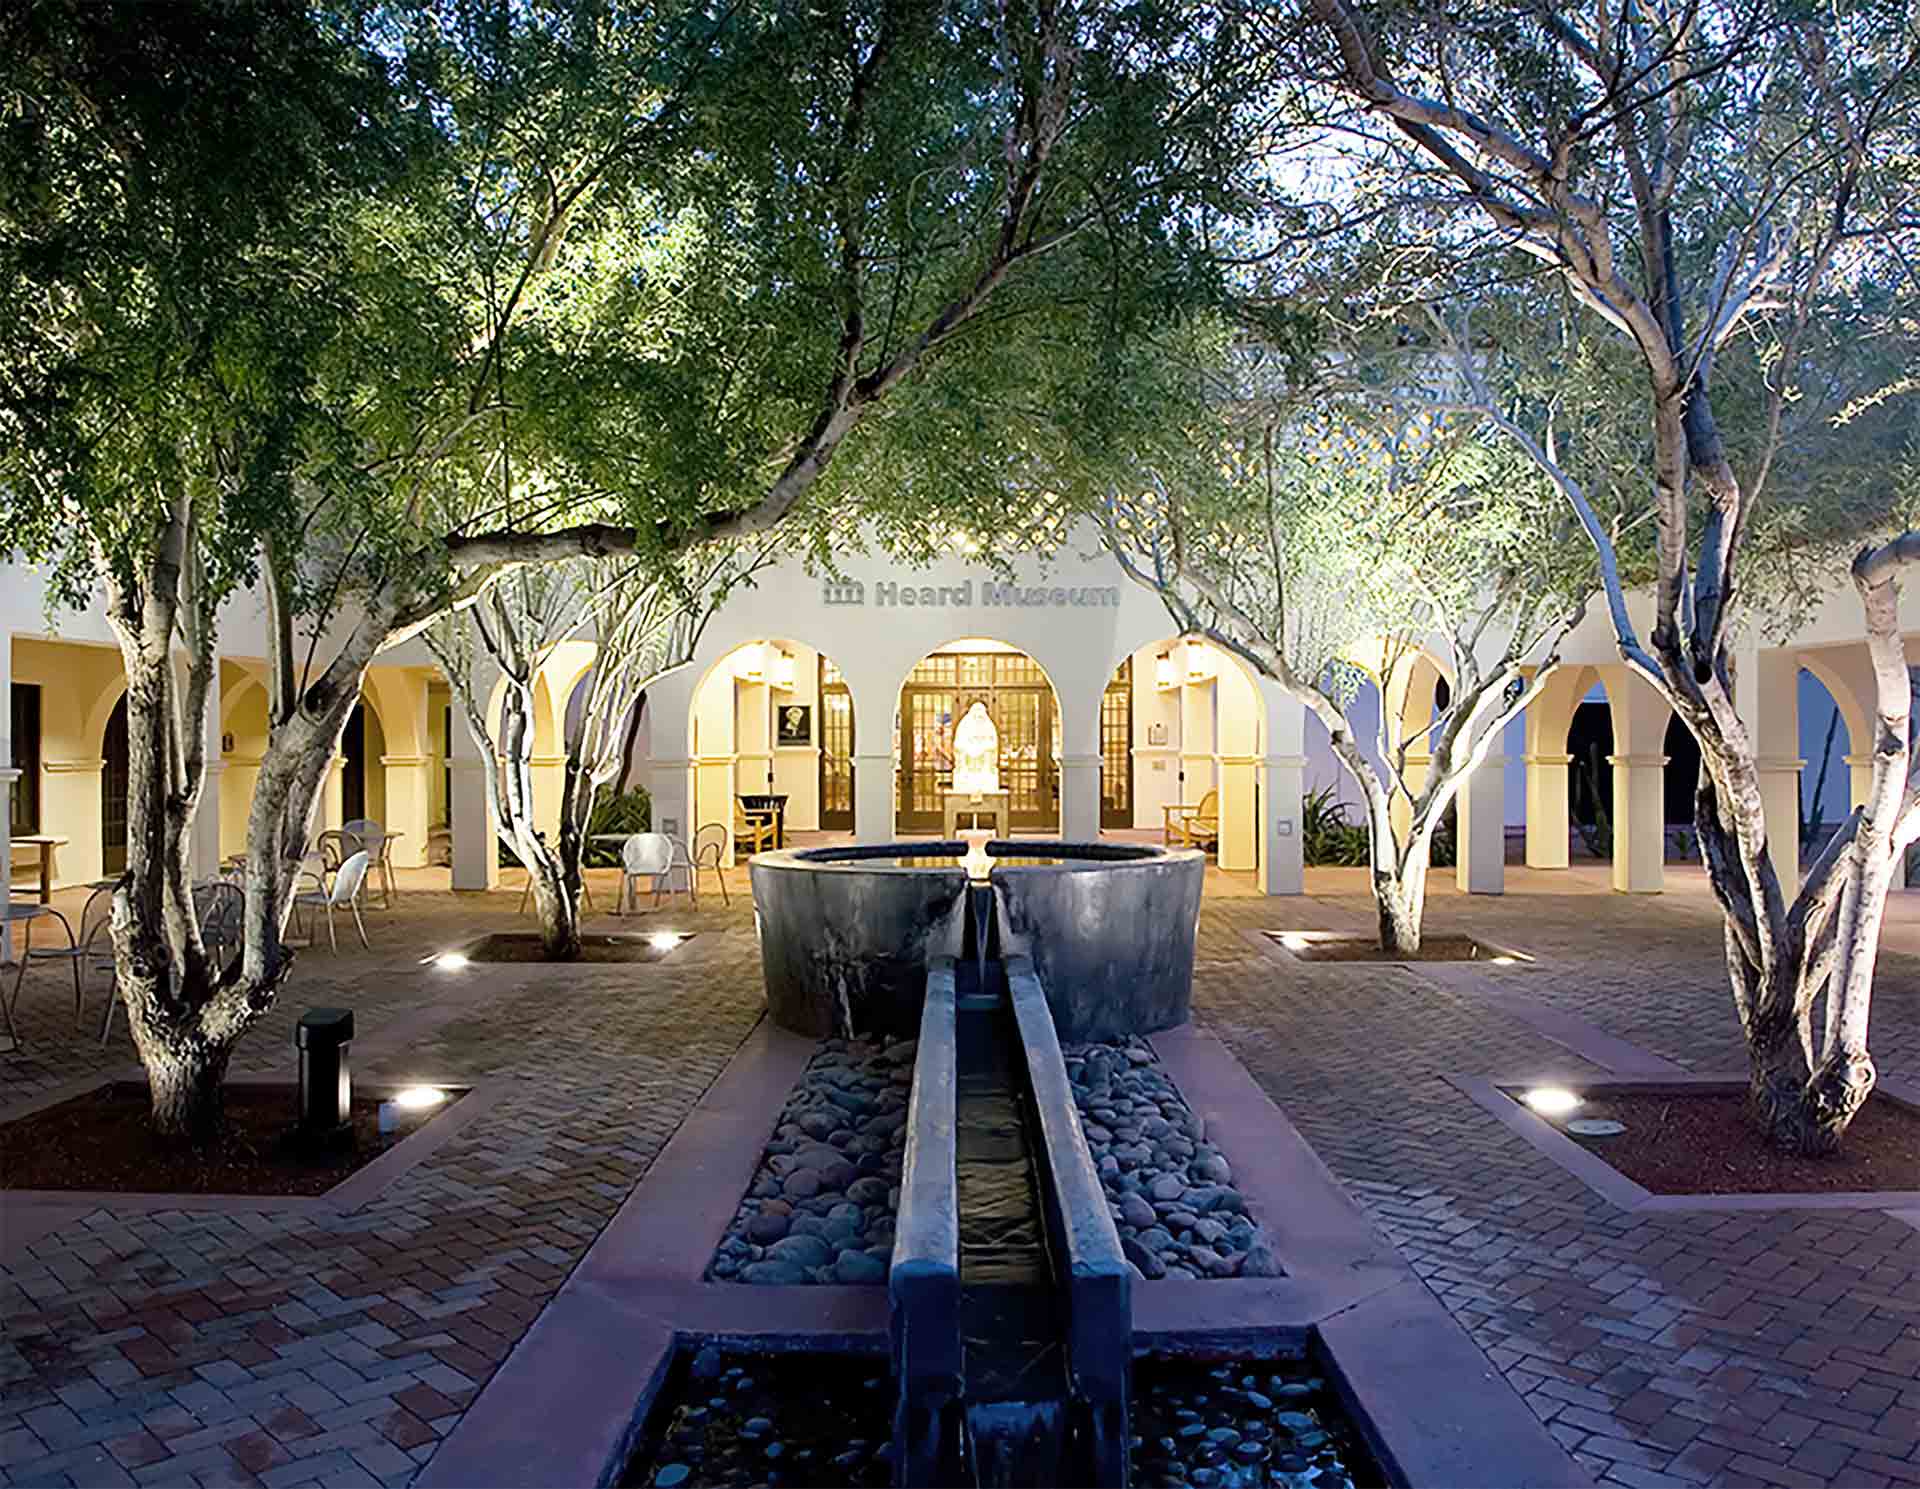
[821,578,1119,609]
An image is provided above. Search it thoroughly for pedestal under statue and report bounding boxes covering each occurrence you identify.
[943,701,1010,837]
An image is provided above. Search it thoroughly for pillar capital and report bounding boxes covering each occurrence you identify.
[42,756,105,775]
[1607,753,1669,769]
[1754,755,1807,773]
[1523,752,1573,767]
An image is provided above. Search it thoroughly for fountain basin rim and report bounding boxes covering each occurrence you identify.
[751,840,1205,875]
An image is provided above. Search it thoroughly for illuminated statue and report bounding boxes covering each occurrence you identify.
[951,701,1000,795]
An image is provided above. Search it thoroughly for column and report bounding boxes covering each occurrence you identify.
[650,756,691,842]
[41,757,105,885]
[322,756,346,834]
[448,719,498,892]
[1258,754,1306,895]
[381,755,434,868]
[1059,753,1101,843]
[528,754,568,840]
[1215,755,1257,869]
[853,752,894,844]
[1455,730,1506,895]
[1524,753,1572,869]
[1610,753,1667,893]
[1735,643,1802,890]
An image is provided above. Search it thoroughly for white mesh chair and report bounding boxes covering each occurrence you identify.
[293,851,370,953]
[658,835,698,910]
[619,833,672,913]
[692,823,730,906]
[340,819,393,908]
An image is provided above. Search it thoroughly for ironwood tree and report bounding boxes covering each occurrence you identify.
[1295,0,1920,1150]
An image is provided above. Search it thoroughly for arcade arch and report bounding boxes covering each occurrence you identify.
[895,639,1063,833]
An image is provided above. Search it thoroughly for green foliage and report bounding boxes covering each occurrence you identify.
[585,789,652,866]
[1300,784,1370,867]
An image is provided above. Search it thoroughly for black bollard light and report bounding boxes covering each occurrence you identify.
[295,1007,354,1144]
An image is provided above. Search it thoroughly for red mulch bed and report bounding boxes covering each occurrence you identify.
[464,931,693,964]
[1524,1086,1920,1195]
[0,1081,457,1196]
[1266,931,1524,964]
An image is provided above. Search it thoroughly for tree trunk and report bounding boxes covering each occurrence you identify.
[525,841,583,961]
[1372,859,1427,955]
[139,1023,237,1145]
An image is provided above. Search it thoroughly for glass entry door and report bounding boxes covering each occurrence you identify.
[897,651,1058,831]
[820,658,854,830]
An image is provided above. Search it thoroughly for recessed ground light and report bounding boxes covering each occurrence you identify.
[433,952,469,971]
[1567,1117,1625,1137]
[1490,955,1517,965]
[1523,1086,1582,1117]
[649,932,683,951]
[393,1086,447,1110]
[1281,933,1311,951]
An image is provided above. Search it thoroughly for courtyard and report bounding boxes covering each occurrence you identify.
[2,865,1917,1489]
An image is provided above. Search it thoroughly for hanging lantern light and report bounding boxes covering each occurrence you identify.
[1155,652,1175,690]
[734,641,766,681]
[772,650,796,690]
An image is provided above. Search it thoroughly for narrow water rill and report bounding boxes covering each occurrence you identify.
[640,837,1383,1489]
[954,904,1067,1485]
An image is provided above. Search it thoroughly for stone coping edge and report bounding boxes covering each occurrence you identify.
[1007,952,1130,1484]
[427,1013,1590,1489]
[1,1070,507,1219]
[1145,1022,1591,1489]
[1451,1071,1920,1212]
[889,956,960,1487]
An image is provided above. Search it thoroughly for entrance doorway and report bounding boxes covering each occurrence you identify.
[342,702,367,823]
[820,657,854,831]
[1100,657,1133,829]
[897,645,1059,832]
[102,695,128,875]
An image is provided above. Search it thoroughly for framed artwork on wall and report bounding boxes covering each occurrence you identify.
[777,703,812,746]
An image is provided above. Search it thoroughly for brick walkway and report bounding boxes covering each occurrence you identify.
[2,863,1918,1487]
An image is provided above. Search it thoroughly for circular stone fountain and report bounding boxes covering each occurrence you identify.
[749,840,1204,1042]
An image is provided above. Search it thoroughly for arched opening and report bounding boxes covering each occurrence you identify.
[339,698,389,825]
[101,695,128,875]
[896,640,1061,832]
[687,639,856,846]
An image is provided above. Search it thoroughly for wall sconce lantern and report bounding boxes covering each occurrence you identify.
[772,650,796,690]
[1155,652,1175,690]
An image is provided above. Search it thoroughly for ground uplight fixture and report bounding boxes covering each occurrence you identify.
[649,932,683,951]
[433,951,469,971]
[1280,933,1311,951]
[393,1085,447,1111]
[1491,955,1517,965]
[1523,1086,1582,1117]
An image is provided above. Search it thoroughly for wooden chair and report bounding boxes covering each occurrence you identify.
[1162,789,1220,850]
[733,799,777,857]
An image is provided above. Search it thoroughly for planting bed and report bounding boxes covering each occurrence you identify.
[1263,931,1528,965]
[1516,1084,1920,1195]
[0,1080,461,1196]
[462,931,696,963]
[1066,1039,1279,1280]
[708,1035,913,1284]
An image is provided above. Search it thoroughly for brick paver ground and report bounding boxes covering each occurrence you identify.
[2,860,1917,1487]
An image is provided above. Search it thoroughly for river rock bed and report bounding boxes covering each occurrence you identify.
[708,1036,912,1285]
[619,1347,891,1487]
[1065,1039,1278,1281]
[1131,1357,1379,1488]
